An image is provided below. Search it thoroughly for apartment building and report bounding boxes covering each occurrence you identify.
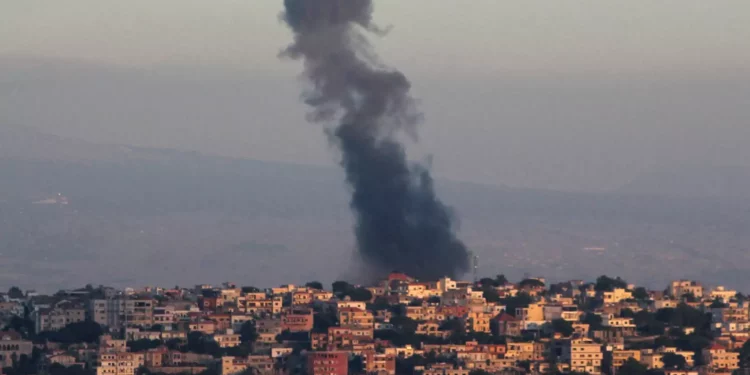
[281,308,314,332]
[0,331,33,368]
[90,299,154,328]
[610,350,641,369]
[601,288,633,304]
[35,302,86,333]
[307,351,348,375]
[702,344,739,372]
[669,280,704,299]
[565,338,603,375]
[337,307,374,329]
[96,352,145,375]
[220,355,274,375]
[214,329,241,348]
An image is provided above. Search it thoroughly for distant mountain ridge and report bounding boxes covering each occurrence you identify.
[1,125,749,293]
[619,165,750,199]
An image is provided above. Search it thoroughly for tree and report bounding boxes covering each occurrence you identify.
[495,274,509,285]
[37,321,104,344]
[618,358,648,375]
[595,276,628,292]
[633,287,649,301]
[479,278,497,288]
[740,339,750,368]
[312,310,338,333]
[519,279,545,289]
[241,286,260,294]
[346,288,373,302]
[634,311,664,336]
[7,287,24,299]
[305,281,323,290]
[165,338,183,350]
[482,288,500,303]
[661,353,686,369]
[127,339,161,352]
[348,355,364,374]
[551,319,574,337]
[582,313,603,330]
[332,281,353,296]
[681,292,697,303]
[186,332,220,357]
[502,293,532,316]
[369,296,391,311]
[426,296,441,304]
[239,321,258,343]
[390,316,418,336]
[439,319,464,334]
[408,299,423,307]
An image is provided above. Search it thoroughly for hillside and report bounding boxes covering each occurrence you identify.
[1,126,749,292]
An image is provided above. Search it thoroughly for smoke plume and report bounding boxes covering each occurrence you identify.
[281,0,469,280]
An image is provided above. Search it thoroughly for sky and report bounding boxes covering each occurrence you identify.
[1,1,750,191]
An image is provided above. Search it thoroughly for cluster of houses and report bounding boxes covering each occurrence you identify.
[1,274,749,375]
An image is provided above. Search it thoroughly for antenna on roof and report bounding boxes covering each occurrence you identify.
[473,253,479,283]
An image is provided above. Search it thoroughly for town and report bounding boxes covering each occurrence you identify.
[1,274,748,375]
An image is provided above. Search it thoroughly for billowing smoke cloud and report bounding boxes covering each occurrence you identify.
[281,0,469,280]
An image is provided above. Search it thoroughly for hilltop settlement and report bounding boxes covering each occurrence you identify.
[1,274,750,375]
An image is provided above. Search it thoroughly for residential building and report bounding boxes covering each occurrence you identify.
[0,331,33,368]
[307,351,348,375]
[564,338,603,375]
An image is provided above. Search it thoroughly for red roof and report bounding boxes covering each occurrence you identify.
[388,272,413,281]
[493,312,518,322]
[708,343,725,350]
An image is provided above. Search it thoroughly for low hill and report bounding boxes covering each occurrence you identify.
[1,126,749,292]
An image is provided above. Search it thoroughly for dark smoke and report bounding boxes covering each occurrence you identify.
[281,0,469,280]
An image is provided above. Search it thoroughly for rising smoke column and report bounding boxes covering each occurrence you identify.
[281,0,469,280]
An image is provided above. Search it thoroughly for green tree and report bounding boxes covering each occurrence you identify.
[618,358,648,375]
[519,279,545,289]
[312,309,338,333]
[346,288,373,302]
[582,313,603,330]
[239,321,258,343]
[186,332,220,357]
[551,319,574,337]
[740,339,750,368]
[681,293,697,303]
[633,287,649,301]
[127,339,161,352]
[332,281,353,296]
[482,288,500,303]
[479,278,497,288]
[595,276,628,292]
[37,321,104,344]
[241,286,260,294]
[390,316,418,335]
[426,296,441,304]
[7,287,24,299]
[495,274,509,285]
[662,353,686,369]
[634,310,664,336]
[348,355,364,374]
[502,293,532,316]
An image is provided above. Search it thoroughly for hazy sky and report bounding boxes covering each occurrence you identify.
[2,1,750,191]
